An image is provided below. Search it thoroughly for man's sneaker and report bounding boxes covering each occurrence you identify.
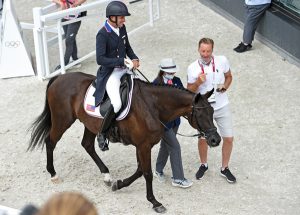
[220,167,236,183]
[54,65,61,71]
[153,171,166,183]
[233,42,252,53]
[172,178,193,188]
[195,164,208,180]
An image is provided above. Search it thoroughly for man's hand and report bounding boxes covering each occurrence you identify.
[197,73,206,84]
[187,73,206,93]
[216,84,227,93]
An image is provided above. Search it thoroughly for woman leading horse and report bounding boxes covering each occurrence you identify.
[28,72,221,213]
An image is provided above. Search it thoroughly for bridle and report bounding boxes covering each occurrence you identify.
[190,104,217,139]
[133,68,215,138]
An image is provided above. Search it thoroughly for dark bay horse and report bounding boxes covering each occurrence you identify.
[28,72,221,213]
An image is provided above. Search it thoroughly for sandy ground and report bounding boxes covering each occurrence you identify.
[1,0,300,214]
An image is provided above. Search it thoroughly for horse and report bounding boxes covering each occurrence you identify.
[28,72,221,213]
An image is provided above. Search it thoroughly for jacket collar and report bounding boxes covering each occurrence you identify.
[104,20,112,33]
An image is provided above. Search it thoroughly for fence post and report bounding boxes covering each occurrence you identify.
[149,0,153,27]
[33,7,46,80]
[57,19,66,74]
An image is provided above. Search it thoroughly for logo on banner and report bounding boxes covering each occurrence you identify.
[5,41,21,48]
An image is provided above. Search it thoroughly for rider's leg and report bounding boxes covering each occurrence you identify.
[97,69,126,151]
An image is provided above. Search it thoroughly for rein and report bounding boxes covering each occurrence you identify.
[134,68,208,138]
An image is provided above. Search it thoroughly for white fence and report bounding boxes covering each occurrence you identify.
[33,0,160,80]
[0,0,159,80]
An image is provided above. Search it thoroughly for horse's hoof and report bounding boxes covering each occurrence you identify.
[111,181,119,191]
[50,175,61,184]
[103,173,112,187]
[153,205,166,213]
[104,180,112,187]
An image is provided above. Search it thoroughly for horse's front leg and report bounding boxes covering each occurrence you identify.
[81,127,112,186]
[138,146,167,213]
[112,148,143,191]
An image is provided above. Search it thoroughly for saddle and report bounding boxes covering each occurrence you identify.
[92,73,133,117]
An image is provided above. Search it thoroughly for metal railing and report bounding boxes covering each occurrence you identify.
[33,0,160,80]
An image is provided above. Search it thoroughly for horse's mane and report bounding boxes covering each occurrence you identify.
[134,78,194,94]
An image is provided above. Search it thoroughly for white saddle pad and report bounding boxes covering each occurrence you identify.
[83,76,134,120]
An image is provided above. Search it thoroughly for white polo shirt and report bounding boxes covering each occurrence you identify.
[187,55,230,110]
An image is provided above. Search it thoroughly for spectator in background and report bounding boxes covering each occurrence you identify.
[234,0,271,53]
[19,192,98,215]
[0,0,4,20]
[53,0,87,71]
[153,58,193,188]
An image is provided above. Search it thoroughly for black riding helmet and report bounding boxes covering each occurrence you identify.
[106,1,131,17]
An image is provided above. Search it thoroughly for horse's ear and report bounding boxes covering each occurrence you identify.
[193,93,202,104]
[203,89,214,100]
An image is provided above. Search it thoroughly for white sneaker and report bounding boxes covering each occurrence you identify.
[172,178,193,188]
[153,171,166,183]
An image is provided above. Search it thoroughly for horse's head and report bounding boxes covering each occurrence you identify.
[190,89,221,147]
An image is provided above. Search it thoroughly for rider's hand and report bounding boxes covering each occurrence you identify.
[132,59,140,69]
[124,58,134,70]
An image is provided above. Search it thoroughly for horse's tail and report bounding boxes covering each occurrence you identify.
[27,76,59,151]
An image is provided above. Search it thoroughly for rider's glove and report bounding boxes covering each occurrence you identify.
[124,58,134,70]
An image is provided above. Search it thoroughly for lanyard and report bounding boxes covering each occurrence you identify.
[198,56,215,74]
[198,56,216,85]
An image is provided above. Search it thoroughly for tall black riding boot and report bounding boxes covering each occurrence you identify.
[97,106,116,151]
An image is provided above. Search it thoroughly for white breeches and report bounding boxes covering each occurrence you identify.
[106,68,128,113]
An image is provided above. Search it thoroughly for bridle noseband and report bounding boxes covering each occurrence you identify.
[191,104,216,139]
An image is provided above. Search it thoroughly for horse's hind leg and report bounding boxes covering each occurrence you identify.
[112,149,143,191]
[45,134,63,183]
[45,135,57,179]
[46,116,75,183]
[81,127,111,186]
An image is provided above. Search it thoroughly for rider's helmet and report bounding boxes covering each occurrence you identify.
[106,1,131,17]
